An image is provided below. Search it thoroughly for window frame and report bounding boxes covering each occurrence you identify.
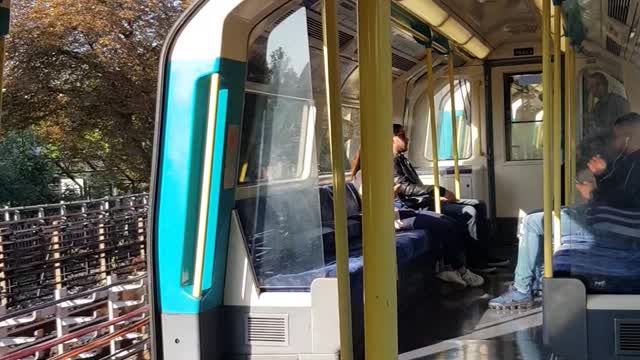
[236,84,317,188]
[503,71,544,162]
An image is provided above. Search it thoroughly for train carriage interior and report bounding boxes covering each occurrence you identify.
[150,0,640,359]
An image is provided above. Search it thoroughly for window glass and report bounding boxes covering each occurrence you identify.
[425,80,472,160]
[236,6,327,291]
[506,73,544,161]
[579,70,629,168]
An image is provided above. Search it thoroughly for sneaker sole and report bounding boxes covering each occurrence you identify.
[470,267,497,274]
[488,301,533,310]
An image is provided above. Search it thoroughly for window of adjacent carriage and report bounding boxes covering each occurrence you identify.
[506,73,544,161]
[425,80,473,161]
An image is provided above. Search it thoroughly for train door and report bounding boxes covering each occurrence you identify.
[490,62,544,234]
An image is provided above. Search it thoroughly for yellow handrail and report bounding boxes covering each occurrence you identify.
[564,40,574,206]
[553,4,562,253]
[571,45,577,205]
[542,0,554,278]
[321,0,353,358]
[427,47,442,213]
[192,73,220,297]
[448,51,462,199]
[357,1,398,359]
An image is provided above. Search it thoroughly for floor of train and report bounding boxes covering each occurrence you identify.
[399,245,554,360]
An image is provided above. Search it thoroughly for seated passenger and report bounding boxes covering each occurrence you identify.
[351,152,485,287]
[490,112,640,309]
[391,124,508,271]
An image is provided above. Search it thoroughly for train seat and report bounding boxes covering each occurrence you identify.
[235,183,442,291]
[553,206,640,294]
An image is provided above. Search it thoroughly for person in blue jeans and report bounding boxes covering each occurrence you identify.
[490,112,640,308]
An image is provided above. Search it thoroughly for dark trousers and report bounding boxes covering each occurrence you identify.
[396,208,467,269]
[440,199,490,266]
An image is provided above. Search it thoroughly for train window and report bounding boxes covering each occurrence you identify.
[425,80,472,161]
[343,105,361,165]
[235,5,329,291]
[505,73,544,161]
[238,7,314,185]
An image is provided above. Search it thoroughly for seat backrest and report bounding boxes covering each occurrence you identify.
[318,183,362,224]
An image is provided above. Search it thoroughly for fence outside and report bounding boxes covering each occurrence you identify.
[0,194,150,359]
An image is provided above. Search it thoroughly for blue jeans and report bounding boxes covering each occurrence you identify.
[513,207,593,294]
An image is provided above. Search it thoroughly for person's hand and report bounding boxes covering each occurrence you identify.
[587,155,607,176]
[443,190,457,202]
[576,181,596,201]
[393,184,401,195]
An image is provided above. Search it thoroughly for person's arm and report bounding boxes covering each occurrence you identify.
[393,159,446,198]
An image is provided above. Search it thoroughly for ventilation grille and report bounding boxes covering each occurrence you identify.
[246,314,289,347]
[607,36,623,55]
[307,16,355,48]
[392,53,417,72]
[609,0,632,23]
[617,319,640,355]
[275,8,297,26]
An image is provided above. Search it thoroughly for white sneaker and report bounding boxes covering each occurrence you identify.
[461,269,485,287]
[436,270,467,287]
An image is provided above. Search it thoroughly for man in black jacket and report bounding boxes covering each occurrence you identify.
[392,124,508,270]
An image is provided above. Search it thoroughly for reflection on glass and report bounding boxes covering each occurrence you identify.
[506,73,543,161]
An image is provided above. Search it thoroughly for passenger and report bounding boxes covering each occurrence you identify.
[489,112,640,309]
[391,124,508,271]
[351,151,485,287]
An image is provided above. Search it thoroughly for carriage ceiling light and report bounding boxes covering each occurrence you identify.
[439,18,473,44]
[464,37,491,59]
[397,0,492,59]
[399,0,448,27]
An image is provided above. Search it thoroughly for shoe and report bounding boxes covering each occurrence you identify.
[436,270,467,287]
[488,286,534,309]
[461,269,485,287]
[488,256,510,267]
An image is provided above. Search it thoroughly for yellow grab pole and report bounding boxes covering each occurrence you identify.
[564,40,574,206]
[543,0,554,278]
[427,47,442,213]
[321,1,353,358]
[569,47,577,204]
[553,4,562,253]
[357,0,398,359]
[448,51,461,199]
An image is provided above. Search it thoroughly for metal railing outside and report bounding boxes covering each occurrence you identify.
[0,195,150,359]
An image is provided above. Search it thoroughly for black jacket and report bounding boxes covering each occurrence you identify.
[593,150,640,209]
[393,153,447,201]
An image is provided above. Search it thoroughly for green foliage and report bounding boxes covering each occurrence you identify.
[3,0,190,194]
[0,129,59,206]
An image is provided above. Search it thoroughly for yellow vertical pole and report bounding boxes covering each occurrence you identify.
[564,40,574,206]
[321,1,353,358]
[543,0,554,278]
[448,51,461,199]
[357,0,398,358]
[427,47,442,213]
[553,3,562,253]
[569,47,577,203]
